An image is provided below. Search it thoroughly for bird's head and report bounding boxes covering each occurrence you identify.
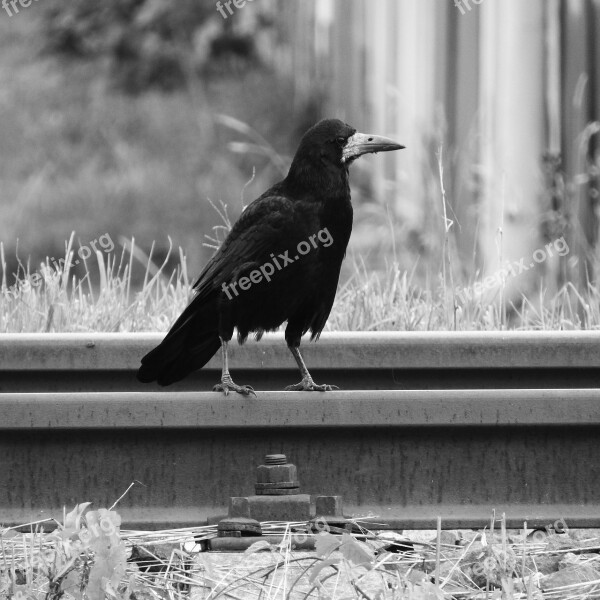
[286,119,404,193]
[293,118,404,168]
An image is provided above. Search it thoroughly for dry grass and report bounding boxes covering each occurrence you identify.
[2,508,599,600]
[3,224,600,333]
[3,2,600,336]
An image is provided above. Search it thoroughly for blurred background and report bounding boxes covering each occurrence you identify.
[2,0,600,331]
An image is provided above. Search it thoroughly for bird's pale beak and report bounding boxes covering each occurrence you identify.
[342,132,405,162]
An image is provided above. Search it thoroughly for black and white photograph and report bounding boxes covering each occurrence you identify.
[0,1,599,598]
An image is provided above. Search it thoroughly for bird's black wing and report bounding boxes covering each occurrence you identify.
[193,193,294,300]
[138,193,296,384]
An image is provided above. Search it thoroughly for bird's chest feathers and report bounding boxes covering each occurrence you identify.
[319,193,353,253]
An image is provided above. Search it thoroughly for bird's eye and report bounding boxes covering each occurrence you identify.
[336,136,346,146]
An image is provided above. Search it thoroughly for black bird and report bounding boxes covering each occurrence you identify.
[137,119,404,394]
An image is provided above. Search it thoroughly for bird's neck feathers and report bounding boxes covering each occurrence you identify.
[284,156,350,202]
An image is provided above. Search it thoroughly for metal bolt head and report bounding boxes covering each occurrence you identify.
[256,463,297,483]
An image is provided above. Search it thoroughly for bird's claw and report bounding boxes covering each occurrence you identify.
[213,377,257,397]
[285,378,339,392]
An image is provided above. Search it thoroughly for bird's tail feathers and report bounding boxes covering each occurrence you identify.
[137,294,221,386]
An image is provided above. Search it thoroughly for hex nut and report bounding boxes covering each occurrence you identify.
[256,463,298,484]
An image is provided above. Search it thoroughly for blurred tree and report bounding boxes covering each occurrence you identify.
[41,0,263,93]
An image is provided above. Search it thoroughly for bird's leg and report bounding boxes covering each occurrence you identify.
[285,346,339,392]
[213,337,256,396]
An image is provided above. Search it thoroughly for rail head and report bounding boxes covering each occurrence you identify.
[2,331,600,370]
[1,389,599,429]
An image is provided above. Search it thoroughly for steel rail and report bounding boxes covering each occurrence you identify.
[1,331,600,391]
[1,389,599,530]
[1,389,599,428]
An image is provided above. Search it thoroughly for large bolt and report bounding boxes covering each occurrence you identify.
[255,454,299,495]
[264,454,287,465]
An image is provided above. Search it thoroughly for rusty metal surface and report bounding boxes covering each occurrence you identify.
[1,390,600,428]
[2,332,600,393]
[4,367,600,392]
[0,389,599,529]
[2,331,600,370]
[2,333,600,528]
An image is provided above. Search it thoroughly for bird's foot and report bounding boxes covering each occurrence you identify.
[285,377,339,392]
[213,376,256,397]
